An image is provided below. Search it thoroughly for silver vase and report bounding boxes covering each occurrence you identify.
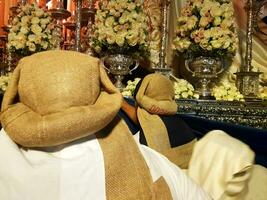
[185,56,225,99]
[102,54,139,91]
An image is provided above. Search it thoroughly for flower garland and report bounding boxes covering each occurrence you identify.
[91,0,149,59]
[7,3,54,56]
[173,0,238,59]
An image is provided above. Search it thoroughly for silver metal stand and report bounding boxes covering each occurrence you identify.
[152,0,172,77]
[84,0,96,56]
[49,1,71,50]
[235,0,262,100]
[74,0,82,52]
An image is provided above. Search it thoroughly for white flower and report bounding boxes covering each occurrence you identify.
[20,26,29,34]
[31,24,42,35]
[212,81,244,101]
[26,41,36,52]
[21,16,30,24]
[41,41,48,49]
[31,17,40,24]
[173,77,198,99]
[35,8,44,17]
[121,77,141,97]
[0,73,12,92]
[40,18,50,25]
[121,90,132,97]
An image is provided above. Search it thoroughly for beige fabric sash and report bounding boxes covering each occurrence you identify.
[163,139,196,169]
[137,108,195,169]
[97,116,172,200]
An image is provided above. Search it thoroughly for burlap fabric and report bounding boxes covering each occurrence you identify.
[0,50,172,199]
[135,73,195,168]
[97,116,172,200]
[1,50,122,146]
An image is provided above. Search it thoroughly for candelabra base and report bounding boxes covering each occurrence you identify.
[235,71,262,99]
[152,67,172,78]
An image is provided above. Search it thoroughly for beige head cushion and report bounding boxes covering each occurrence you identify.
[0,50,122,147]
[135,73,177,115]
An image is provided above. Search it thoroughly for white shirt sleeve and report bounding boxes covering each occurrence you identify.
[138,143,212,200]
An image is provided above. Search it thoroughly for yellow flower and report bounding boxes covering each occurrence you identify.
[94,45,102,53]
[127,36,138,46]
[115,4,122,11]
[210,6,223,17]
[127,3,136,11]
[106,34,116,44]
[173,38,191,52]
[213,17,221,26]
[187,16,198,30]
[105,16,115,27]
[116,36,125,47]
[221,19,232,29]
[210,40,222,49]
[14,41,25,49]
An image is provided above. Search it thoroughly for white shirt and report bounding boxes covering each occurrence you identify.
[0,129,210,200]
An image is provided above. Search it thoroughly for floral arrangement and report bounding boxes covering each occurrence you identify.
[0,73,12,92]
[7,3,54,56]
[212,81,244,101]
[121,78,141,97]
[173,0,238,59]
[173,78,199,99]
[91,0,149,59]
